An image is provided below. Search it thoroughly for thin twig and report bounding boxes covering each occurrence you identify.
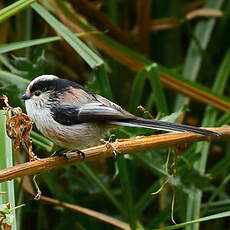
[171,188,177,225]
[186,8,223,20]
[151,9,223,32]
[0,126,229,183]
[32,175,42,200]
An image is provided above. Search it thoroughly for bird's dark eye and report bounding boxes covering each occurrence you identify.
[34,91,41,96]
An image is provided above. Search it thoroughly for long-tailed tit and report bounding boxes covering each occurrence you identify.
[22,75,219,150]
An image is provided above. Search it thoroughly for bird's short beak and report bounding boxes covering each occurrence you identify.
[21,94,30,100]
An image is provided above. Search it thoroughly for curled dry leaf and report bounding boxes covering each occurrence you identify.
[0,95,37,161]
[0,216,12,230]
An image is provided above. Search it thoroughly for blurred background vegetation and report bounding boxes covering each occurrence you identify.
[0,0,230,229]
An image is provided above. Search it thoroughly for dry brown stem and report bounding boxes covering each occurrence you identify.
[48,2,230,111]
[0,126,229,183]
[151,9,223,31]
[39,195,130,230]
[20,164,131,229]
[186,8,223,20]
[136,0,152,55]
[22,176,131,230]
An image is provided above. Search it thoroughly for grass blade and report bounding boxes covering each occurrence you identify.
[0,36,60,54]
[0,110,16,230]
[28,2,228,111]
[156,211,230,230]
[96,34,230,111]
[135,154,169,177]
[31,3,103,69]
[0,32,97,54]
[186,48,230,229]
[216,111,230,126]
[158,68,230,112]
[147,64,168,115]
[94,64,113,100]
[30,131,53,152]
[183,0,225,81]
[0,70,29,90]
[134,180,161,217]
[174,0,225,110]
[0,30,229,111]
[201,200,230,215]
[77,163,124,215]
[128,68,147,113]
[117,158,136,229]
[212,49,230,93]
[203,174,230,215]
[0,0,36,23]
[96,31,230,111]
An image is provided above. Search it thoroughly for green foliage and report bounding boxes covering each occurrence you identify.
[0,0,229,230]
[0,111,16,229]
[31,3,103,69]
[0,0,36,23]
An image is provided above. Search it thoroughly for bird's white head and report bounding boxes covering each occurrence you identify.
[22,75,60,118]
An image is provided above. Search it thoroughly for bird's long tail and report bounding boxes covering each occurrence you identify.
[109,118,220,137]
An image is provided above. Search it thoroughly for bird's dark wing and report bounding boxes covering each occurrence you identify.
[50,95,220,137]
[94,94,128,114]
[50,102,134,125]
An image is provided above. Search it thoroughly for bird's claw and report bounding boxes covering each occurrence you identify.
[100,136,119,158]
[50,149,85,161]
[74,149,85,160]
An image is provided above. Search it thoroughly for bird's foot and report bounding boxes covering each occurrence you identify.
[51,149,85,161]
[72,149,86,160]
[100,135,119,157]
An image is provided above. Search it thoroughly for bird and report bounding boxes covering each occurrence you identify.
[22,75,219,152]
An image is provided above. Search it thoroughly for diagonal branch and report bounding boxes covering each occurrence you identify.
[24,177,131,230]
[21,170,131,229]
[39,195,131,230]
[0,126,229,183]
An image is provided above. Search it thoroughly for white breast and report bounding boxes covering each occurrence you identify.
[25,100,105,149]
